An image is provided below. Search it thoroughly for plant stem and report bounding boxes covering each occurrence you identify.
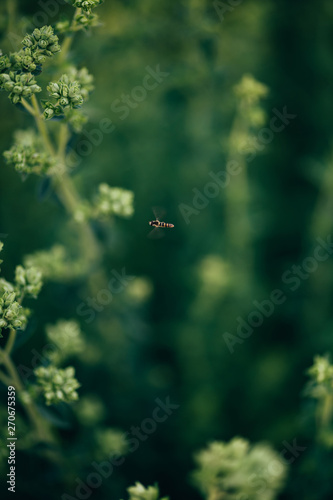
[30,95,56,156]
[58,122,69,157]
[4,295,25,355]
[21,98,35,116]
[59,35,74,64]
[54,170,101,265]
[208,488,225,500]
[5,328,16,354]
[24,93,100,266]
[0,367,12,386]
[57,8,81,65]
[6,0,17,38]
[224,109,253,288]
[320,393,333,429]
[0,348,54,443]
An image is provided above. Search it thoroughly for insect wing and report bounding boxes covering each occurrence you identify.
[152,206,166,221]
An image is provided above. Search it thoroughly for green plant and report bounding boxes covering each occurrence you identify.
[0,0,134,454]
[123,482,169,500]
[192,438,287,500]
[305,355,333,448]
[0,2,316,499]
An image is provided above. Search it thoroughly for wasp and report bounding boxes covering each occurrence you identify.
[148,208,174,238]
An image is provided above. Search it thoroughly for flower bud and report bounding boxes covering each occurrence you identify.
[29,84,41,93]
[13,85,23,94]
[22,88,32,96]
[33,29,41,41]
[5,292,16,306]
[23,37,33,47]
[4,82,14,91]
[44,108,54,119]
[59,97,69,106]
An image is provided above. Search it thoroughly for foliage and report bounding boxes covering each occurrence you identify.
[0,26,60,104]
[34,365,80,405]
[124,482,169,500]
[4,129,56,175]
[306,355,333,397]
[192,439,287,500]
[0,245,42,336]
[45,319,85,364]
[305,355,333,448]
[23,245,87,281]
[0,0,333,499]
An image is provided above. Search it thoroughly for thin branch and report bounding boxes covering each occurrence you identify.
[30,95,56,156]
[0,366,12,386]
[5,328,16,355]
[21,98,36,116]
[0,348,55,443]
[57,8,81,64]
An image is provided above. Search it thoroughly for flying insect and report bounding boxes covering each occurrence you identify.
[148,208,174,238]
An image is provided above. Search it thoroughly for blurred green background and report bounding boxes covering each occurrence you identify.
[1,0,333,499]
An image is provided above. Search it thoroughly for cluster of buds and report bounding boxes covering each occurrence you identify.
[0,26,60,77]
[229,74,269,152]
[71,0,103,13]
[0,27,60,103]
[192,438,287,500]
[0,290,26,337]
[0,52,10,72]
[126,483,169,500]
[73,11,100,31]
[46,319,85,364]
[4,129,55,176]
[34,366,80,406]
[10,50,41,74]
[21,26,60,64]
[56,1,102,33]
[42,74,84,119]
[233,74,268,128]
[94,428,129,459]
[0,71,41,104]
[15,265,43,300]
[73,1,103,30]
[93,184,134,218]
[0,244,42,337]
[234,74,269,106]
[74,185,134,222]
[306,355,333,398]
[24,244,87,282]
[67,67,94,100]
[61,67,94,131]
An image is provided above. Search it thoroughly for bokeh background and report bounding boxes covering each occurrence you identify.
[1,0,333,499]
